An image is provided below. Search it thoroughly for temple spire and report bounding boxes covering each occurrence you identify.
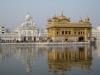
[79,17,83,23]
[61,11,64,16]
[85,16,90,22]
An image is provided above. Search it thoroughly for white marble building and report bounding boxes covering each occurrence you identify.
[0,14,39,42]
[15,14,39,42]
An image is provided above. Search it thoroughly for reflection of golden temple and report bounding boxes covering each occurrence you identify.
[48,46,92,74]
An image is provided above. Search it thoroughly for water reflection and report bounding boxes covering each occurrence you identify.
[48,46,92,75]
[0,44,44,72]
[0,44,93,74]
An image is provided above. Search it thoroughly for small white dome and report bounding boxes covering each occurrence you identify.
[25,14,32,21]
[97,26,100,31]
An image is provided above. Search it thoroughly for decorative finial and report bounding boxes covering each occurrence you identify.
[85,16,90,22]
[79,17,83,23]
[61,11,64,16]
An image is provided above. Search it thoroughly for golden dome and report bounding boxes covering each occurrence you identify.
[57,15,70,22]
[48,13,70,22]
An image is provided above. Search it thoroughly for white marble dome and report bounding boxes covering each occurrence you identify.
[16,14,38,31]
[25,14,32,21]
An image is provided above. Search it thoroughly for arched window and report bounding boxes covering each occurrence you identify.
[65,31,67,34]
[62,31,64,35]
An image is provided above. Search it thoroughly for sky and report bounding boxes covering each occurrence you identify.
[0,0,100,29]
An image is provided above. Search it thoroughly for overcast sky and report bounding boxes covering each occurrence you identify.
[0,0,99,29]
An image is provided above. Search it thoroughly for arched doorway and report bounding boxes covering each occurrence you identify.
[21,36,33,42]
[23,37,27,42]
[28,36,32,41]
[34,37,36,42]
[78,36,84,42]
[65,39,68,42]
[21,36,27,42]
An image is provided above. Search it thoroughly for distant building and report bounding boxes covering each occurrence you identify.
[92,26,100,40]
[0,32,19,42]
[47,13,92,42]
[39,29,48,42]
[0,26,6,34]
